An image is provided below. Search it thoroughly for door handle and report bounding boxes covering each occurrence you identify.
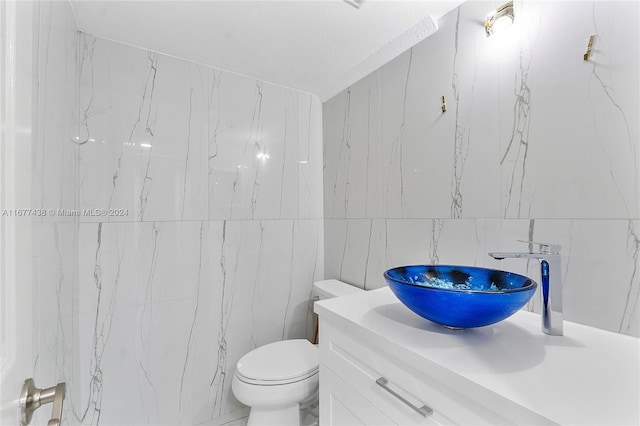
[19,378,66,426]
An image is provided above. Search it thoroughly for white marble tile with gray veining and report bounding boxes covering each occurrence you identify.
[32,223,78,425]
[75,221,212,425]
[75,218,322,425]
[31,4,80,426]
[296,93,324,219]
[498,1,639,219]
[32,0,78,222]
[77,35,209,223]
[380,50,414,219]
[322,72,384,220]
[208,74,322,221]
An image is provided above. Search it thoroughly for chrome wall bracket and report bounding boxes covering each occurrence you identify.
[19,378,66,426]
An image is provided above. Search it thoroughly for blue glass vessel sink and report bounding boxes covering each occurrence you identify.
[384,265,537,329]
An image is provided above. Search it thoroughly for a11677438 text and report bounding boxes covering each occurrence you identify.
[1,208,129,217]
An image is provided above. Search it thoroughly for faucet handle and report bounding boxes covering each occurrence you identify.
[517,240,561,254]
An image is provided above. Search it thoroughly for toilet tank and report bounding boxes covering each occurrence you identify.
[312,279,364,300]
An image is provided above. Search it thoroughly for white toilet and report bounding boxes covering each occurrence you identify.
[231,280,364,426]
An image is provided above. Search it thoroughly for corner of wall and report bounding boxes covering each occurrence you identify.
[317,14,438,103]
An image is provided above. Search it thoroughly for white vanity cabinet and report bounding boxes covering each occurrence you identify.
[319,325,522,425]
[318,314,545,425]
[315,287,640,426]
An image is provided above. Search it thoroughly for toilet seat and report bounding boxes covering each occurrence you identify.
[235,339,319,386]
[236,368,318,386]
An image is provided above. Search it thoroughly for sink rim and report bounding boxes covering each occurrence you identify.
[384,264,538,295]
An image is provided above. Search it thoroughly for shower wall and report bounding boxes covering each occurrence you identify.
[323,1,639,336]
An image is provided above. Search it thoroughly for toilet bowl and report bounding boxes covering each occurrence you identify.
[231,280,363,426]
[232,339,318,426]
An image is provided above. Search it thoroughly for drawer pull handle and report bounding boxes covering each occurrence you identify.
[376,377,433,417]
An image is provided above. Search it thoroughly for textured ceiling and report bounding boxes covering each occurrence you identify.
[69,0,463,101]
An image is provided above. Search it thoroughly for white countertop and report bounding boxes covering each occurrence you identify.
[315,287,640,426]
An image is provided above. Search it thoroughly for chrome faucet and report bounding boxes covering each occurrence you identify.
[489,241,563,336]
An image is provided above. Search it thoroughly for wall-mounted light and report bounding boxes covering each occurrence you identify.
[484,1,514,37]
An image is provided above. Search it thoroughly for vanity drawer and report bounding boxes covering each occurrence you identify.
[323,326,514,425]
[320,367,395,426]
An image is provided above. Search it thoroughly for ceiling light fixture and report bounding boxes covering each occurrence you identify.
[484,1,514,37]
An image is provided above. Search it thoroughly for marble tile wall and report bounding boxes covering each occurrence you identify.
[72,35,323,425]
[323,1,639,336]
[29,9,324,422]
[32,1,79,217]
[31,2,79,425]
[76,36,322,224]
